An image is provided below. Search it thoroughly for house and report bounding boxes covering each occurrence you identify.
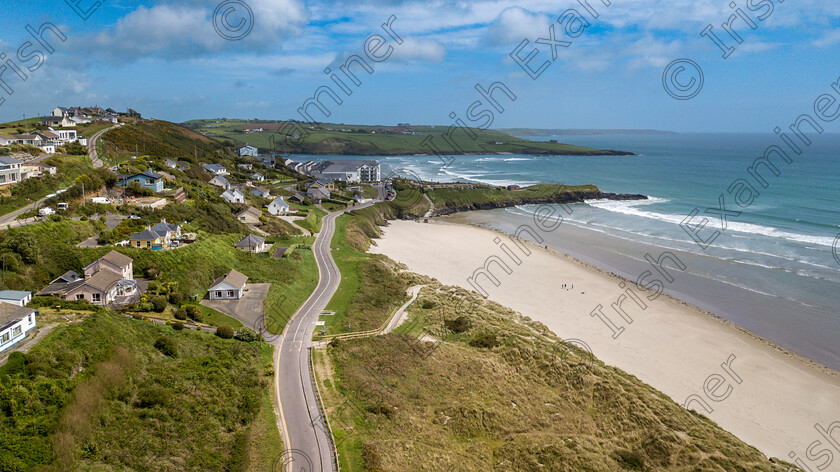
[172,187,187,203]
[207,269,248,300]
[36,271,84,298]
[221,188,245,204]
[54,129,78,143]
[32,129,59,144]
[52,270,84,284]
[0,157,22,186]
[289,192,306,203]
[64,270,122,305]
[39,164,57,175]
[354,195,371,204]
[236,234,267,252]
[306,187,330,203]
[250,186,271,198]
[52,106,67,117]
[236,206,262,225]
[265,197,290,215]
[202,163,228,175]
[117,169,164,193]
[310,179,335,191]
[507,185,521,191]
[249,172,265,182]
[70,114,91,125]
[151,220,181,240]
[129,228,168,249]
[257,155,276,167]
[237,163,253,171]
[83,250,133,280]
[165,159,189,170]
[238,144,258,157]
[209,175,230,189]
[0,304,37,353]
[98,115,119,123]
[0,290,32,307]
[40,115,75,127]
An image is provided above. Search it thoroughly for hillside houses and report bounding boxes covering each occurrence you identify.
[285,159,381,182]
[250,186,271,198]
[202,163,228,175]
[129,220,182,250]
[221,188,245,204]
[0,304,37,353]
[236,206,262,224]
[238,144,258,157]
[236,234,268,253]
[117,169,165,193]
[0,157,22,186]
[209,175,231,189]
[266,197,290,215]
[37,251,137,306]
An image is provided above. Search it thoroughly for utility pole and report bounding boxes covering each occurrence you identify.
[82,181,85,205]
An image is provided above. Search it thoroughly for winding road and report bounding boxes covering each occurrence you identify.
[272,194,379,471]
[88,124,119,168]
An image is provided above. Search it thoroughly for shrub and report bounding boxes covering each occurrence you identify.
[444,316,471,334]
[135,386,170,408]
[132,314,144,320]
[421,300,437,309]
[216,325,234,339]
[173,307,187,320]
[150,296,167,313]
[153,336,177,357]
[234,328,260,343]
[185,305,203,322]
[172,321,184,331]
[469,331,499,349]
[168,292,184,305]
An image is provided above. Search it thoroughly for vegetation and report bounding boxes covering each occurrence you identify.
[0,155,98,217]
[0,310,281,471]
[183,119,633,156]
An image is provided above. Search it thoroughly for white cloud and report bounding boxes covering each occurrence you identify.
[391,37,446,62]
[814,30,840,47]
[485,6,551,45]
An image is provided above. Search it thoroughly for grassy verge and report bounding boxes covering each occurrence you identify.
[0,155,95,217]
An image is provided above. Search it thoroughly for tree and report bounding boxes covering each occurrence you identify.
[173,307,187,320]
[185,305,203,322]
[153,336,177,357]
[150,296,167,313]
[234,327,260,343]
[216,325,234,339]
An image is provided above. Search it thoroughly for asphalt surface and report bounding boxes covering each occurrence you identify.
[272,192,379,472]
[88,124,119,168]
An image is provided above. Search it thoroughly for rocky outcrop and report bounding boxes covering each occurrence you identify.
[429,191,647,217]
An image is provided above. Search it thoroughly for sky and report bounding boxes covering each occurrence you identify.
[1,0,839,132]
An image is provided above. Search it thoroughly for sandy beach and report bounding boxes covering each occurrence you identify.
[370,219,840,465]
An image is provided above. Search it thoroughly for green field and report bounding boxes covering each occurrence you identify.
[182,119,633,156]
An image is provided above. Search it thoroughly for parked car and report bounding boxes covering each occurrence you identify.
[39,207,55,216]
[57,202,69,211]
[89,197,112,204]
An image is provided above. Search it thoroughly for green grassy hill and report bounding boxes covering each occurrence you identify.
[183,119,633,156]
[100,120,232,161]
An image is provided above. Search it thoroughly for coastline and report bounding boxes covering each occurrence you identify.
[369,218,840,464]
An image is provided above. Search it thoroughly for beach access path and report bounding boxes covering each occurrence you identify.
[370,219,840,465]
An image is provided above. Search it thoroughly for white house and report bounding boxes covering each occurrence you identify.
[265,197,290,215]
[55,129,78,143]
[0,290,32,307]
[238,144,258,157]
[221,188,245,204]
[0,304,37,353]
[237,163,253,171]
[209,175,230,189]
[250,186,271,198]
[202,163,228,175]
[52,106,67,117]
[235,234,267,253]
[249,172,264,182]
[208,269,248,300]
[0,156,22,186]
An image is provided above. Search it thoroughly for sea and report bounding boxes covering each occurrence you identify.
[286,132,840,370]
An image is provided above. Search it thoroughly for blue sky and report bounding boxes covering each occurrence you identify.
[1,0,839,132]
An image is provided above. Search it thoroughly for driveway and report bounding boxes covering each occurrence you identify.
[200,283,271,329]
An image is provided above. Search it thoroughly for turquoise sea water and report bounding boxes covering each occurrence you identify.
[287,133,840,368]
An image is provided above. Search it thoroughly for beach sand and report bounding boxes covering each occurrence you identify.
[370,219,840,465]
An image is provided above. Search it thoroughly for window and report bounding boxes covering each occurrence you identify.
[1,332,8,344]
[227,290,235,298]
[29,315,34,324]
[13,326,21,336]
[76,294,85,300]
[146,241,151,248]
[92,293,101,302]
[215,291,223,298]
[136,241,141,247]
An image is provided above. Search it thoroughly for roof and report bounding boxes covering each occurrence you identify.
[84,270,122,292]
[100,250,133,268]
[151,221,179,233]
[251,186,270,194]
[51,270,83,284]
[269,197,289,207]
[0,156,22,165]
[130,229,165,241]
[37,280,84,297]
[311,179,334,187]
[120,168,162,181]
[209,269,248,290]
[249,172,264,178]
[221,188,243,199]
[0,304,36,329]
[236,234,265,247]
[236,206,262,218]
[239,144,257,150]
[202,163,226,171]
[0,290,31,302]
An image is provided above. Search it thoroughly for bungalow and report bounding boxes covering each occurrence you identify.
[83,250,133,280]
[165,159,189,170]
[265,197,290,216]
[118,169,164,193]
[208,269,248,300]
[289,192,306,203]
[32,129,60,144]
[257,155,276,167]
[310,179,336,191]
[249,172,265,182]
[237,163,253,171]
[40,115,75,127]
[354,195,371,204]
[236,234,267,253]
[250,186,271,198]
[151,220,181,240]
[0,304,37,353]
[238,144,258,157]
[236,206,262,225]
[306,187,330,203]
[209,175,230,189]
[0,157,22,186]
[129,228,168,249]
[64,270,122,305]
[38,164,57,175]
[98,115,119,123]
[221,188,245,204]
[0,290,32,307]
[52,106,67,117]
[202,163,228,175]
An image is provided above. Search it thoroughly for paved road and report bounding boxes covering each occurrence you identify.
[88,124,119,168]
[273,200,375,472]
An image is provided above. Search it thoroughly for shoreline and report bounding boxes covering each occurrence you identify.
[443,219,840,381]
[369,218,840,463]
